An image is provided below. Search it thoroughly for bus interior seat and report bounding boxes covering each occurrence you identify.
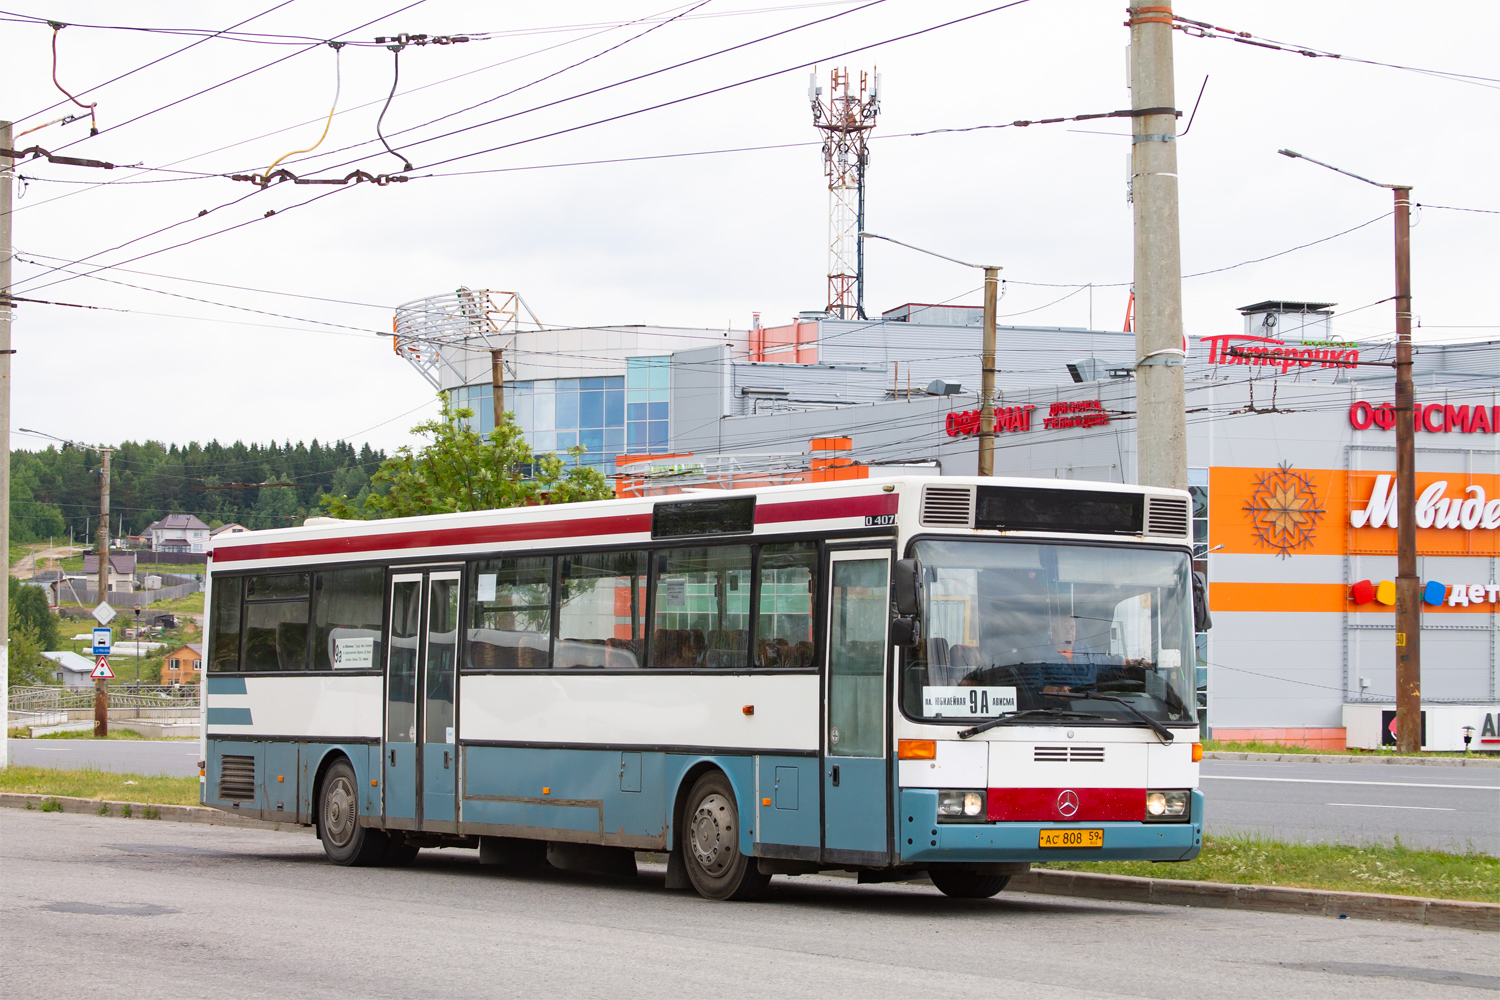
[275,621,308,671]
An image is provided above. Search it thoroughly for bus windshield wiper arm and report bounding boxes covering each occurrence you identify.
[1053,692,1174,743]
[956,709,1108,739]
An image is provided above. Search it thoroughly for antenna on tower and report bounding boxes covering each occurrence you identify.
[811,66,880,319]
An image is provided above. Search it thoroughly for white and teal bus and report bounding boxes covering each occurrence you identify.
[201,476,1206,900]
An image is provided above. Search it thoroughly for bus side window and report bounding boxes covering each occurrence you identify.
[312,567,385,671]
[756,542,818,668]
[208,577,243,672]
[242,573,310,672]
[652,546,750,669]
[557,551,646,669]
[467,556,553,670]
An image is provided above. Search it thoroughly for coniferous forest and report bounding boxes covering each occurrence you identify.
[9,439,388,542]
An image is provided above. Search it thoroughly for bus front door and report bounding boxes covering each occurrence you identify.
[382,569,462,832]
[822,549,892,866]
[384,574,423,827]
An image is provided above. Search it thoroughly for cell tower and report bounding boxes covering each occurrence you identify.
[810,67,880,319]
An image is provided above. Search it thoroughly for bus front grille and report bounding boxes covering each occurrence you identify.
[921,485,976,527]
[1144,496,1190,538]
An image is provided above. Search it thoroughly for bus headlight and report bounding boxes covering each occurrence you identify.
[937,790,986,822]
[1144,789,1190,822]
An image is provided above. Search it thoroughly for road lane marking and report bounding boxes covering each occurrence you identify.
[1325,802,1456,811]
[1202,775,1498,791]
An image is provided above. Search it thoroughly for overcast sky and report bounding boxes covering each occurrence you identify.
[4,0,1495,454]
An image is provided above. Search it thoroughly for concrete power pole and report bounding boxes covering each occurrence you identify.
[95,447,111,737]
[978,266,1000,476]
[1128,4,1187,491]
[1,122,12,766]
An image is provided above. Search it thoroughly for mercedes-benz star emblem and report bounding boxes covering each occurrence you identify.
[1056,789,1080,818]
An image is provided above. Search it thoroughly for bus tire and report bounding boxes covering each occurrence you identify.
[929,868,1011,899]
[318,758,386,867]
[682,772,769,901]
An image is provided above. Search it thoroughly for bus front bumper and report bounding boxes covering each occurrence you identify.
[898,788,1203,864]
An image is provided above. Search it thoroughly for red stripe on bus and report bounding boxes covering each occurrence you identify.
[755,494,897,524]
[212,512,654,564]
[211,493,894,564]
[986,787,1146,823]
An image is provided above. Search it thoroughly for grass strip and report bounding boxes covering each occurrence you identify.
[1204,739,1489,759]
[1038,835,1500,903]
[0,766,201,807]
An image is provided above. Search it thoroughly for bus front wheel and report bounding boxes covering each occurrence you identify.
[682,772,770,901]
[318,758,387,866]
[929,867,1011,899]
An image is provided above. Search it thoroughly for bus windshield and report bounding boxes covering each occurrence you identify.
[901,539,1196,727]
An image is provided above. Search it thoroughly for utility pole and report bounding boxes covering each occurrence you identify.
[978,266,1000,476]
[1,122,12,767]
[490,349,504,435]
[95,446,111,738]
[1278,150,1421,752]
[1128,4,1187,491]
[1392,185,1421,754]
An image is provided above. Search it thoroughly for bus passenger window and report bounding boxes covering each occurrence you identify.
[467,556,553,670]
[208,577,242,672]
[242,573,309,672]
[651,546,750,669]
[312,567,385,671]
[557,551,646,668]
[756,542,817,668]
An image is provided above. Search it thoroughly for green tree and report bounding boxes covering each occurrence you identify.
[10,576,61,651]
[320,397,614,519]
[249,475,302,530]
[8,622,52,686]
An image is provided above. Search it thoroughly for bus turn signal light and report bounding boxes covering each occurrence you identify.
[743,705,755,715]
[898,739,936,760]
[1192,742,1204,762]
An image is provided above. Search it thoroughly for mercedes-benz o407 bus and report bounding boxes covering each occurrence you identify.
[201,476,1208,900]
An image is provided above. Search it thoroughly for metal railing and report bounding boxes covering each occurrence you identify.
[9,684,200,712]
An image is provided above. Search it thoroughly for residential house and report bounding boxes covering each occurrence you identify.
[146,514,212,552]
[81,553,137,593]
[210,523,249,541]
[41,651,98,689]
[162,643,203,685]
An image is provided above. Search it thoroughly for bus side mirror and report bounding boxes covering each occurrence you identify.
[893,559,921,618]
[890,617,918,647]
[1193,571,1212,632]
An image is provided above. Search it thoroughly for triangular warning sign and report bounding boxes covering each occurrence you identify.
[92,656,114,680]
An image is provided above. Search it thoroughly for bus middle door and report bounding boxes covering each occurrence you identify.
[821,548,893,867]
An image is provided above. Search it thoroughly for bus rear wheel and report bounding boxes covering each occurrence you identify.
[929,867,1011,899]
[682,772,769,901]
[318,758,386,866]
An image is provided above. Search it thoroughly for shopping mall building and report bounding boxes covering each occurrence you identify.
[404,292,1500,750]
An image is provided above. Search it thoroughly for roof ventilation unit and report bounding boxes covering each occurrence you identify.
[1144,495,1191,538]
[920,484,976,527]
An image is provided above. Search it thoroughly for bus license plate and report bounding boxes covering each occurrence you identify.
[1039,829,1104,849]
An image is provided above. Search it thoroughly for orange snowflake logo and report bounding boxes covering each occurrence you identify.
[1243,463,1325,558]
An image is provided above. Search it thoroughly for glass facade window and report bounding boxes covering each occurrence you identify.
[626,356,670,454]
[1188,467,1210,735]
[449,363,657,472]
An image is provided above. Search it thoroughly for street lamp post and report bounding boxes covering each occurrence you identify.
[1278,150,1421,754]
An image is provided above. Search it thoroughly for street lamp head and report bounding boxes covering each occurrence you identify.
[1277,149,1302,160]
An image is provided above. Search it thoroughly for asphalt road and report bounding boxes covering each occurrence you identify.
[1201,759,1500,855]
[5,809,1497,1000]
[7,738,200,777]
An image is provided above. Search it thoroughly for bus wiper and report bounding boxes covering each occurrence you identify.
[957,709,1109,740]
[1052,691,1174,744]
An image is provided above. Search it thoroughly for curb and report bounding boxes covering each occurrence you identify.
[1203,751,1500,768]
[0,792,304,832]
[1013,869,1498,931]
